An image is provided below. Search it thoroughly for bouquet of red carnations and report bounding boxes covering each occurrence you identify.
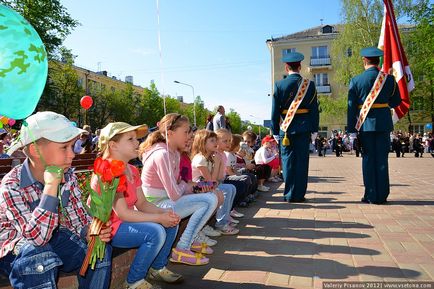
[80,157,127,276]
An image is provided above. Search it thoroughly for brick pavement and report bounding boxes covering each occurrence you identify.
[160,154,434,289]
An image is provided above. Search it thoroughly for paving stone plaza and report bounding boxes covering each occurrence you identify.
[164,154,434,289]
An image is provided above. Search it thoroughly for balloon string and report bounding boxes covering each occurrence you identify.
[156,0,167,115]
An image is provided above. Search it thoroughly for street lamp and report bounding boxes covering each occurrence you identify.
[174,80,196,127]
[249,114,262,139]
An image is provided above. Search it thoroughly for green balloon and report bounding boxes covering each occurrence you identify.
[0,5,48,120]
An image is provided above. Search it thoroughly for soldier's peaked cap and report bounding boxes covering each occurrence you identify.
[360,47,383,57]
[282,52,304,63]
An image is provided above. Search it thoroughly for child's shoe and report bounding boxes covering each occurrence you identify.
[257,185,269,192]
[125,279,161,289]
[148,267,184,284]
[216,224,239,235]
[247,194,256,202]
[202,225,221,237]
[274,176,284,182]
[268,177,280,183]
[228,216,239,224]
[238,201,248,207]
[196,231,218,246]
[170,248,209,266]
[230,209,244,218]
[191,241,214,254]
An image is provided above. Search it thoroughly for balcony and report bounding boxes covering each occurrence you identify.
[316,85,331,94]
[309,56,332,71]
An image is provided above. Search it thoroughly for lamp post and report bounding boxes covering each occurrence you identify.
[174,80,196,127]
[249,114,262,139]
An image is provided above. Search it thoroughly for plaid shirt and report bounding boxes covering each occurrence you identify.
[0,159,92,258]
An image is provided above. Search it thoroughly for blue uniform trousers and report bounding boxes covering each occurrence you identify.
[360,131,390,203]
[281,132,310,202]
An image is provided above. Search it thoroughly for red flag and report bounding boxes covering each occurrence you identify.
[378,0,414,123]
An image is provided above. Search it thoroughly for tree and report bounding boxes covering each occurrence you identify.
[36,48,84,122]
[332,0,412,86]
[141,83,164,128]
[329,0,415,129]
[0,0,79,58]
[318,94,347,126]
[403,0,434,131]
[226,109,242,133]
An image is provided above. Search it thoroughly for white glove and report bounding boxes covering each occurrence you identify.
[273,135,280,142]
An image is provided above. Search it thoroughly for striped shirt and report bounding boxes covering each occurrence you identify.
[0,159,91,258]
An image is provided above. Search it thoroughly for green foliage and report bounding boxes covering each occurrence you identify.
[226,109,243,133]
[0,0,79,58]
[318,94,347,125]
[332,0,413,86]
[37,50,84,120]
[403,0,434,125]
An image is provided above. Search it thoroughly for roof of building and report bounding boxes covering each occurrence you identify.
[267,24,342,43]
[267,23,414,44]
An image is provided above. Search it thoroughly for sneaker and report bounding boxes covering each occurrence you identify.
[125,279,161,289]
[257,185,270,192]
[191,241,214,254]
[195,231,218,246]
[268,177,280,183]
[238,201,248,207]
[246,194,256,202]
[148,267,184,284]
[228,216,239,224]
[170,248,209,266]
[230,209,244,218]
[216,224,239,235]
[201,225,221,237]
[274,176,284,182]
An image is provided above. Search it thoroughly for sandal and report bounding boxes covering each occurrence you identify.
[170,248,209,266]
[191,241,214,255]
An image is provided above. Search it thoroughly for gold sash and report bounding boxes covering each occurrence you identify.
[355,71,387,131]
[280,78,310,132]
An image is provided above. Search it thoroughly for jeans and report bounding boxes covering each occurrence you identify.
[111,222,177,284]
[157,193,218,250]
[0,228,111,289]
[216,183,236,227]
[224,175,250,207]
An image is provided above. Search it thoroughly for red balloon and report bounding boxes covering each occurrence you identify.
[80,95,93,110]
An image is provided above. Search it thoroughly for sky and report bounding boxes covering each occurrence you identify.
[62,0,343,125]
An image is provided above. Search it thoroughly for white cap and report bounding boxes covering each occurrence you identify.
[7,111,86,155]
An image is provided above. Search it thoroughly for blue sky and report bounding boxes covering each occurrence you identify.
[62,0,342,124]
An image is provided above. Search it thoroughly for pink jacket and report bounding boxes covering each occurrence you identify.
[141,143,188,202]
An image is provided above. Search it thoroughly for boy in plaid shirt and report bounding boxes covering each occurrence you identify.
[0,112,112,289]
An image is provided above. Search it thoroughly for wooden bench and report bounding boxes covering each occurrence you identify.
[0,159,13,180]
[71,153,97,172]
[0,154,97,181]
[0,247,138,289]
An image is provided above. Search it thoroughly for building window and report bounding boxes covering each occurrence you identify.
[311,46,329,59]
[314,73,331,93]
[409,124,425,134]
[314,73,329,86]
[318,126,328,138]
[282,48,296,58]
[322,25,334,34]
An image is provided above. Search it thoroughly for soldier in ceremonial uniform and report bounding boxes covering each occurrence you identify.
[347,47,401,204]
[271,52,319,203]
